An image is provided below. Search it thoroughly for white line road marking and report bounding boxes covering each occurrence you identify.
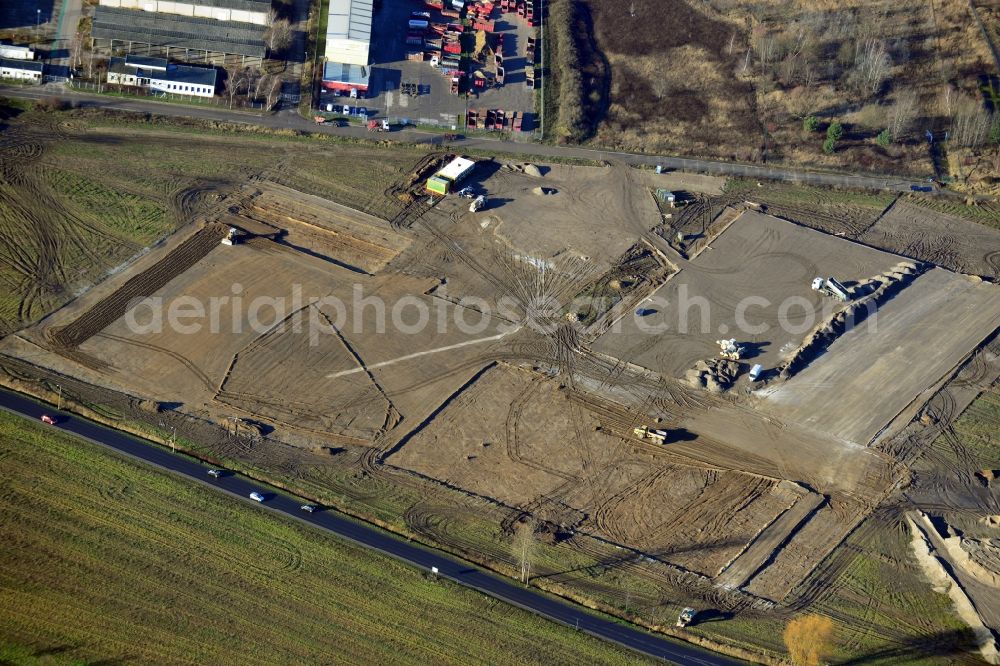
[327,328,519,379]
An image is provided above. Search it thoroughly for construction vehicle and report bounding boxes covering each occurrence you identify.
[469,195,486,212]
[633,426,669,445]
[457,186,476,198]
[220,227,241,246]
[811,276,851,302]
[716,338,744,361]
[677,608,697,628]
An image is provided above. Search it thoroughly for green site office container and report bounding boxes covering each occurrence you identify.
[426,176,450,195]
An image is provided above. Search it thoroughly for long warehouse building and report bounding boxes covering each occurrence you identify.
[92,0,268,65]
[322,0,372,95]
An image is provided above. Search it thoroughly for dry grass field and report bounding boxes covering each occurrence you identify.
[569,0,998,175]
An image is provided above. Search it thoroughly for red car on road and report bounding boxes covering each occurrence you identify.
[40,415,57,425]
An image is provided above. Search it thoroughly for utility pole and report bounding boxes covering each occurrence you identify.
[56,384,62,410]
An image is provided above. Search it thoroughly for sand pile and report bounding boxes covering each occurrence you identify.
[686,358,740,392]
[778,261,927,380]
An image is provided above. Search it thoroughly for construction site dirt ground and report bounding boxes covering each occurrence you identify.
[592,210,904,379]
[9,237,512,447]
[438,161,660,271]
[859,199,1000,280]
[4,110,1000,662]
[388,363,820,580]
[758,268,1000,446]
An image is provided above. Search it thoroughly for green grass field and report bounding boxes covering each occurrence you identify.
[946,391,1000,469]
[0,410,648,665]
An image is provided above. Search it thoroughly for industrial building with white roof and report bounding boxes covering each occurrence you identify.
[322,0,373,95]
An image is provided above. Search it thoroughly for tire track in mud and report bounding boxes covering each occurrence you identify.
[48,223,226,348]
[92,331,215,392]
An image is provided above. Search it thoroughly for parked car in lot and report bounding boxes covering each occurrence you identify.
[300,504,318,513]
[250,492,265,502]
[207,469,224,478]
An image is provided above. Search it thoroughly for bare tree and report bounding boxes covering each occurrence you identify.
[265,10,293,56]
[512,518,537,584]
[85,51,105,81]
[941,84,956,119]
[951,95,993,148]
[243,66,262,101]
[251,70,270,101]
[851,38,890,97]
[69,32,84,71]
[754,34,777,71]
[886,90,918,141]
[225,66,249,109]
[739,46,752,76]
[265,75,283,110]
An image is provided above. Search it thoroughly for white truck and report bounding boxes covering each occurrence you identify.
[469,195,486,212]
[811,276,850,302]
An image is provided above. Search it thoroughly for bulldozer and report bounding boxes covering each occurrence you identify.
[633,426,669,445]
[716,338,744,361]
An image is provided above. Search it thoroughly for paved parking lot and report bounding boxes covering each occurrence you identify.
[318,0,536,129]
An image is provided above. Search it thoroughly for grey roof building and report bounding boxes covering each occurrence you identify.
[0,58,43,73]
[93,5,267,59]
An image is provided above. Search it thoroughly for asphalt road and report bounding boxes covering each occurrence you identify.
[1,83,936,195]
[0,388,744,666]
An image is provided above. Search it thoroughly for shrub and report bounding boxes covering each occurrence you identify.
[35,96,70,112]
[822,137,837,154]
[802,115,819,133]
[876,129,892,147]
[548,0,586,142]
[784,614,835,666]
[827,122,843,142]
